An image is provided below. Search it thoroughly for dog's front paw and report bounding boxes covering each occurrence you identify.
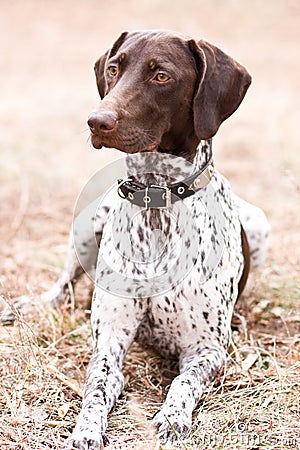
[65,427,109,450]
[153,408,191,444]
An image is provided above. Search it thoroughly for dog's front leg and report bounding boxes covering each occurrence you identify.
[65,293,147,450]
[153,345,225,444]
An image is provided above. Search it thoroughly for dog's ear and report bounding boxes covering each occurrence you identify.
[94,51,109,99]
[189,39,252,139]
[94,32,129,99]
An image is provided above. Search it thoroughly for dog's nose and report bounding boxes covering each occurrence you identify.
[87,112,117,133]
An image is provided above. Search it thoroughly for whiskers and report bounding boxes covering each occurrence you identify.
[80,128,99,151]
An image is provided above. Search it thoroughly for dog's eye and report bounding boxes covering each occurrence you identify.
[155,72,170,83]
[107,66,118,77]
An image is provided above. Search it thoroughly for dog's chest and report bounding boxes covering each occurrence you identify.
[97,185,213,293]
[96,171,243,357]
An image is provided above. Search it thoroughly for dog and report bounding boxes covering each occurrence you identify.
[60,30,270,449]
[4,30,271,448]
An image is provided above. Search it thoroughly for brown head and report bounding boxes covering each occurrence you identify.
[88,30,251,161]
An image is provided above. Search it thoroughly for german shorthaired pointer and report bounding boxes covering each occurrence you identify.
[6,30,271,448]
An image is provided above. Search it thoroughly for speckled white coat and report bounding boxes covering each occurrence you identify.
[65,144,270,448]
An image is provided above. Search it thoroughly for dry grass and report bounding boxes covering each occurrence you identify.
[1,0,300,449]
[0,280,299,449]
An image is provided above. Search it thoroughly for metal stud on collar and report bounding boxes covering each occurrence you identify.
[194,178,202,189]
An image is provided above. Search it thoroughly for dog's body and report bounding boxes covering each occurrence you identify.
[63,147,268,450]
[61,30,270,449]
[67,154,243,448]
[3,30,270,449]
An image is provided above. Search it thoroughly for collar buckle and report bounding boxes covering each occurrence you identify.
[150,184,171,207]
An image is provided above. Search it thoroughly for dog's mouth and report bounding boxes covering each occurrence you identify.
[90,132,158,154]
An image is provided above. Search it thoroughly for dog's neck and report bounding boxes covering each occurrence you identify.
[125,140,212,186]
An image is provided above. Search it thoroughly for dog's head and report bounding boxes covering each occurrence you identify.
[89,30,251,160]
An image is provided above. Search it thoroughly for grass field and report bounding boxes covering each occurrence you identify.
[0,1,299,449]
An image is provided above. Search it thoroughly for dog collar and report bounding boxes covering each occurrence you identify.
[117,145,214,208]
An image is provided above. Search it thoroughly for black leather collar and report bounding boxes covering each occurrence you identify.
[117,145,214,208]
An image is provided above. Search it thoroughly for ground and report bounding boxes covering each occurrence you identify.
[0,1,299,449]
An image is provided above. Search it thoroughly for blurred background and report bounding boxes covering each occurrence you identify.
[0,0,299,295]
